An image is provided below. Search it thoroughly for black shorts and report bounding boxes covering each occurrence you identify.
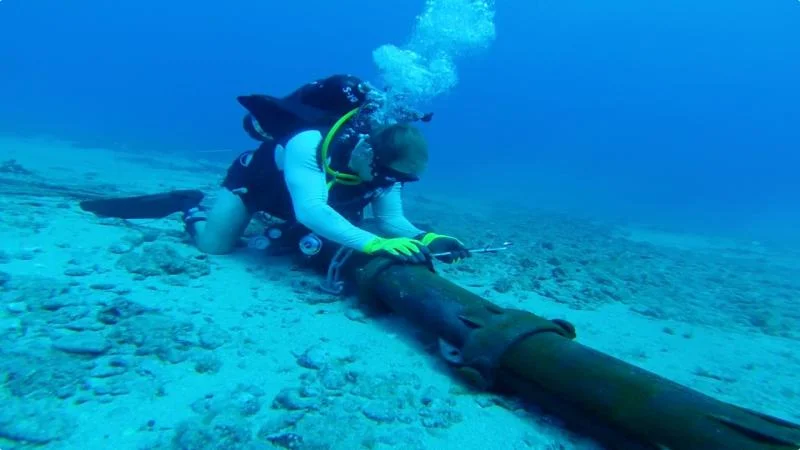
[221,142,293,218]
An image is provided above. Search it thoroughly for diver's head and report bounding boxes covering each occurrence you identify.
[350,123,429,186]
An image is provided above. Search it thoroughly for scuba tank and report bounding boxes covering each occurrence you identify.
[247,226,285,250]
[247,222,322,257]
[298,234,323,256]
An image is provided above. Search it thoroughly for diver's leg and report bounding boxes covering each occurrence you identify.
[186,144,278,254]
[188,188,251,255]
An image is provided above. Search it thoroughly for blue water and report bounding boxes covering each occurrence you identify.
[2,0,799,240]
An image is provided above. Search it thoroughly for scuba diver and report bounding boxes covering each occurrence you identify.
[80,74,471,265]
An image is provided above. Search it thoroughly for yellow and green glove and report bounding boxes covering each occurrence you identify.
[417,232,471,263]
[362,237,430,264]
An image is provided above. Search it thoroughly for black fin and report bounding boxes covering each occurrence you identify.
[237,94,330,142]
[237,95,299,142]
[79,189,204,219]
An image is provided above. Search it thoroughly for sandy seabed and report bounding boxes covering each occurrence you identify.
[1,135,798,450]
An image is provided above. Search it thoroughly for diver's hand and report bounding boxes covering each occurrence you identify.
[362,237,430,264]
[419,233,471,263]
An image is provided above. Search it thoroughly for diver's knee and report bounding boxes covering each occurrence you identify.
[188,188,250,255]
[194,231,236,255]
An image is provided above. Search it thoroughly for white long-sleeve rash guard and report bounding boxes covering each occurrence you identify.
[280,130,424,251]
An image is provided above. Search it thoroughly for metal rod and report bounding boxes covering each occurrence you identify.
[431,241,513,258]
